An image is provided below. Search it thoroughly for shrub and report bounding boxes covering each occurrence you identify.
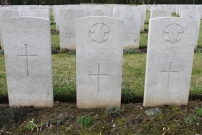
[183,115,199,126]
[25,118,37,132]
[122,82,135,103]
[105,106,121,116]
[77,116,94,127]
[196,108,202,117]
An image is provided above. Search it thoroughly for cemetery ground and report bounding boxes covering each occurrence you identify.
[1,11,202,134]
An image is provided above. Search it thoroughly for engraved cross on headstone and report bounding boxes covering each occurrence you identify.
[17,44,37,77]
[89,63,109,94]
[161,62,178,88]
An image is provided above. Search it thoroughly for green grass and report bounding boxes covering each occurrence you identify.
[0,54,6,101]
[190,53,202,96]
[139,32,148,48]
[198,21,202,47]
[52,53,76,101]
[0,10,202,102]
[50,10,60,49]
[172,12,179,17]
[143,11,150,31]
[123,54,146,97]
[51,33,60,49]
[139,11,150,48]
[196,108,202,117]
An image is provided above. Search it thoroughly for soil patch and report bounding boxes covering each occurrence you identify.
[1,100,202,134]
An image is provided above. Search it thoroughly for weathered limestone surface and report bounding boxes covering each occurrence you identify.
[144,17,197,106]
[76,17,125,108]
[59,9,78,50]
[2,17,53,107]
[0,9,18,48]
[150,9,171,18]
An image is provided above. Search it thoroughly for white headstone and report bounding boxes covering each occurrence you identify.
[189,5,197,10]
[18,7,30,16]
[171,5,176,13]
[59,9,78,50]
[2,17,53,107]
[176,5,180,15]
[66,5,88,18]
[54,5,87,32]
[165,5,172,12]
[55,5,87,17]
[179,5,189,16]
[137,5,146,31]
[144,17,197,106]
[37,5,51,10]
[150,9,171,18]
[151,5,162,11]
[0,9,18,48]
[146,5,151,11]
[89,7,113,17]
[196,5,202,19]
[29,9,50,19]
[29,5,37,9]
[0,7,12,10]
[181,10,201,48]
[76,17,125,108]
[151,7,161,11]
[10,6,18,10]
[54,5,66,31]
[113,6,141,48]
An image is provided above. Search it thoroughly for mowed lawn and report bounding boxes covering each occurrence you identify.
[0,10,202,102]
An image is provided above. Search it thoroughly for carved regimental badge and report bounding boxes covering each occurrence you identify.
[3,12,11,19]
[187,12,196,20]
[126,11,135,20]
[163,23,184,44]
[157,12,166,17]
[64,11,73,20]
[89,23,110,44]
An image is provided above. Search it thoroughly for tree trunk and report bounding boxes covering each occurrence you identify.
[142,0,144,4]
